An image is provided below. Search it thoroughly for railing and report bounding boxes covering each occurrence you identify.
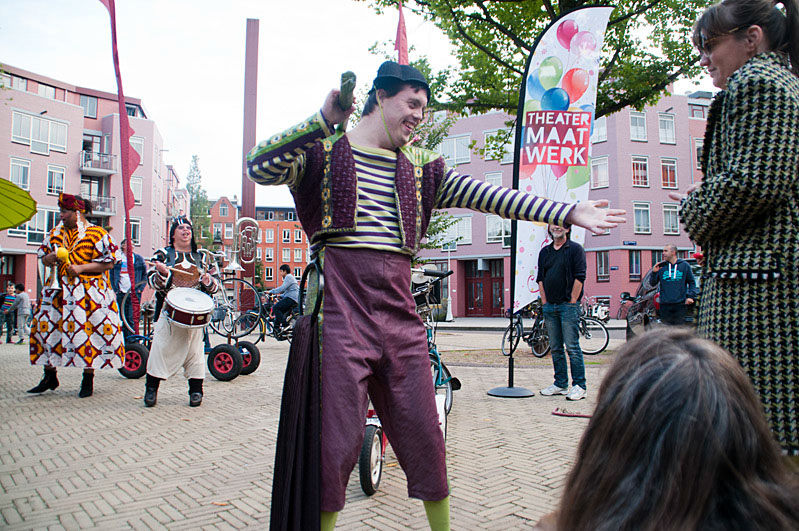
[80,151,117,173]
[85,195,116,216]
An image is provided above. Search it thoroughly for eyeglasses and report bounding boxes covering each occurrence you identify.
[697,25,746,55]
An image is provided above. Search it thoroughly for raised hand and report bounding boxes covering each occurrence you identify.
[565,200,626,235]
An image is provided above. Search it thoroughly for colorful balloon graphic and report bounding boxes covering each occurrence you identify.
[580,104,596,135]
[552,165,569,178]
[562,68,589,102]
[566,163,590,189]
[540,88,570,111]
[538,57,563,90]
[572,31,597,56]
[527,70,546,101]
[556,20,579,50]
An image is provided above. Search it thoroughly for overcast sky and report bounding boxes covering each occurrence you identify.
[1,0,711,207]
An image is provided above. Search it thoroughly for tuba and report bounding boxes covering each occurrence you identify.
[225,217,259,272]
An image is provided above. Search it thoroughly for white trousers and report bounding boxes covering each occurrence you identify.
[146,315,205,380]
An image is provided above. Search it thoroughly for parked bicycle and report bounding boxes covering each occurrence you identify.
[501,300,609,357]
[235,292,299,343]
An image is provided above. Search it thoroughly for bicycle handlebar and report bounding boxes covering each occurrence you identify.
[410,268,453,279]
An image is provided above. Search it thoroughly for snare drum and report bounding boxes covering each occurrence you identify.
[163,288,214,329]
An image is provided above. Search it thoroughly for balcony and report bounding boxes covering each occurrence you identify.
[86,195,116,217]
[80,151,117,177]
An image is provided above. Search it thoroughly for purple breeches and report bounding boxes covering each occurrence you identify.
[320,246,448,512]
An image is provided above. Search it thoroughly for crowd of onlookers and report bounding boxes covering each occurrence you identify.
[0,282,31,344]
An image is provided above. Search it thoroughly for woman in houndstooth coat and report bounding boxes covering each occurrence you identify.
[676,0,799,455]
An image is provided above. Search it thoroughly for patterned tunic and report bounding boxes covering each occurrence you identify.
[680,52,799,454]
[30,223,124,369]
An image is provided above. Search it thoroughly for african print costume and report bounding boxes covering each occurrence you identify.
[30,221,124,369]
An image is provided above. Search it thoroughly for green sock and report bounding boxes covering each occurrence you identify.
[423,497,450,531]
[320,510,339,531]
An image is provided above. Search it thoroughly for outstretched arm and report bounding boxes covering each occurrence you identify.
[565,200,626,235]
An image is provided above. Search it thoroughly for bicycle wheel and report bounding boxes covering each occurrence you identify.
[616,303,630,320]
[501,321,522,356]
[209,277,262,339]
[430,353,454,414]
[580,317,609,355]
[120,280,157,336]
[234,311,263,340]
[359,424,383,496]
[530,319,551,357]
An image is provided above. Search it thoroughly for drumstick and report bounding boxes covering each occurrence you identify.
[145,261,200,277]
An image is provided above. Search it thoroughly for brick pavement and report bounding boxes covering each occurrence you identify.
[0,336,607,530]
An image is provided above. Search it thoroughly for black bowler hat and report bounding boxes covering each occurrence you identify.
[370,61,431,100]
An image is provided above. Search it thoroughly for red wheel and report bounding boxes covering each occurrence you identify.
[119,343,148,379]
[237,341,261,375]
[207,344,243,381]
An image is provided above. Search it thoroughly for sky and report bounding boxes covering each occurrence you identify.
[1,0,712,208]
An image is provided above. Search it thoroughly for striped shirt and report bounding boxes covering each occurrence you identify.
[1,294,15,313]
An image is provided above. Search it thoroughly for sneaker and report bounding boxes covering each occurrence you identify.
[15,339,24,345]
[540,384,570,396]
[566,386,586,401]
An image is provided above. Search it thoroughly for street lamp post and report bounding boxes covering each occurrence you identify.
[443,240,456,322]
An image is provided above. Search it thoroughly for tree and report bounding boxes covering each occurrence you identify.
[357,0,711,120]
[186,155,212,248]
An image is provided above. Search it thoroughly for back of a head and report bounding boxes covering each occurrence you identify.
[558,328,799,531]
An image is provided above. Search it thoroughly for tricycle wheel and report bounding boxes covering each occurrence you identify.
[119,343,149,379]
[359,424,383,496]
[237,341,261,375]
[207,344,242,381]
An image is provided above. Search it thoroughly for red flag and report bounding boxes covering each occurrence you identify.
[98,0,142,329]
[395,1,409,65]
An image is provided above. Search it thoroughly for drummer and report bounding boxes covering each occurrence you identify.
[143,217,219,407]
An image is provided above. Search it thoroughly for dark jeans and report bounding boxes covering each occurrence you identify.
[2,312,14,342]
[273,297,297,329]
[659,302,688,326]
[542,302,586,389]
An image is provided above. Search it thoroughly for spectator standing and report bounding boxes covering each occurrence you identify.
[1,284,16,343]
[7,284,31,344]
[652,244,698,326]
[110,239,146,341]
[537,224,588,401]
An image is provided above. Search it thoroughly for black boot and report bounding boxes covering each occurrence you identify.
[78,371,94,398]
[144,374,161,407]
[188,378,203,407]
[27,367,59,393]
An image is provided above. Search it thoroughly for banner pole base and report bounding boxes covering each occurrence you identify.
[487,386,535,398]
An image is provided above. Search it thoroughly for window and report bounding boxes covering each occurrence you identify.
[38,84,56,99]
[131,176,143,204]
[630,111,647,141]
[660,158,678,189]
[213,223,222,239]
[484,129,514,164]
[485,215,511,247]
[439,134,471,165]
[287,211,294,221]
[265,229,274,243]
[485,172,502,187]
[265,267,273,281]
[126,104,139,117]
[50,122,66,152]
[282,248,290,262]
[282,229,290,243]
[444,215,472,245]
[268,211,275,220]
[224,223,233,239]
[592,116,607,143]
[80,95,98,118]
[8,208,57,244]
[11,112,31,144]
[633,202,651,234]
[294,267,302,278]
[651,250,663,266]
[129,218,141,245]
[220,203,228,217]
[130,137,144,165]
[12,76,27,91]
[256,248,262,260]
[597,251,610,282]
[47,165,65,195]
[632,156,649,187]
[0,73,9,89]
[257,230,263,243]
[294,248,302,262]
[690,105,706,118]
[294,229,303,243]
[695,139,704,169]
[663,204,680,235]
[11,112,66,153]
[10,158,30,190]
[658,113,676,144]
[265,247,273,262]
[629,250,642,281]
[30,116,50,155]
[591,156,609,189]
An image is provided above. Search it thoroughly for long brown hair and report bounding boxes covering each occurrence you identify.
[557,328,799,531]
[693,0,799,77]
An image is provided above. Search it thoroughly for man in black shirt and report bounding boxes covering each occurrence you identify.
[537,224,587,401]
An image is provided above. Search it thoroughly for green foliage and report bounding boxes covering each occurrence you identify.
[356,0,712,119]
[253,261,265,290]
[185,155,213,248]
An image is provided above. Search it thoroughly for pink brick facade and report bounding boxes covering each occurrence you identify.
[419,91,710,317]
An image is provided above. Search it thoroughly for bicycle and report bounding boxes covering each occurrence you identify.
[235,292,299,343]
[616,292,634,320]
[502,300,610,356]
